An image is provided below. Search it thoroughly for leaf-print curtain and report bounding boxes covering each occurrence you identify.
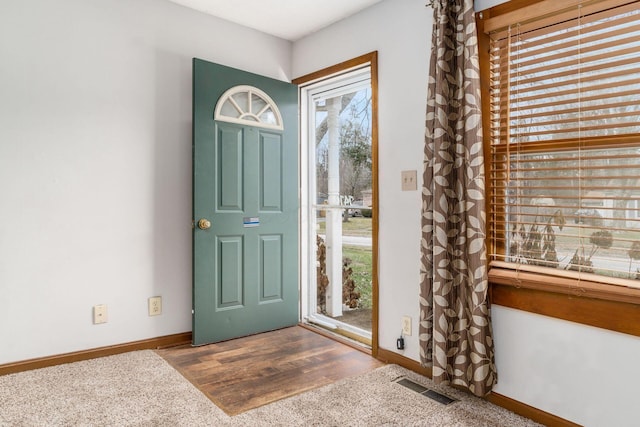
[419,0,497,396]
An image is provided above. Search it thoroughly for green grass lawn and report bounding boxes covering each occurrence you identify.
[317,217,372,237]
[343,245,372,309]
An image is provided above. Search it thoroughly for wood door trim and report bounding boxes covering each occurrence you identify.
[0,332,191,376]
[292,52,377,86]
[293,51,380,357]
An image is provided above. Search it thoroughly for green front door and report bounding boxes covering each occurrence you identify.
[192,58,298,345]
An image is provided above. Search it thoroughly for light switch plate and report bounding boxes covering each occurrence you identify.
[401,170,417,191]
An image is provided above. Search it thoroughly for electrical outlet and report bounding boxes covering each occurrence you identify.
[402,316,412,336]
[148,296,162,316]
[401,170,417,191]
[93,304,108,324]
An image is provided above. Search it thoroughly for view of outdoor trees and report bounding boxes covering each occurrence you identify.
[315,91,372,205]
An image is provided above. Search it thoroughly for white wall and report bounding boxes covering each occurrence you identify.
[474,0,509,11]
[0,0,290,364]
[294,1,640,426]
[293,0,432,362]
[493,306,640,427]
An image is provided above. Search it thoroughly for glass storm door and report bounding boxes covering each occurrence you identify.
[301,65,374,344]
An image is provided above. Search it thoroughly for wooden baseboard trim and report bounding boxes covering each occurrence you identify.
[486,392,582,427]
[0,332,192,376]
[376,347,432,377]
[376,348,579,427]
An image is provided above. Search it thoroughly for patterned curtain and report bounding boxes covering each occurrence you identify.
[419,0,497,396]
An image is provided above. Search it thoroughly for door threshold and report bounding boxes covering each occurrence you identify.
[307,314,371,341]
[299,322,373,355]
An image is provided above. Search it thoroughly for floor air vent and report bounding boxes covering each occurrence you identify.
[396,378,457,405]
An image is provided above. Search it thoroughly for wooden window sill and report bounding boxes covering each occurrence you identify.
[489,268,640,337]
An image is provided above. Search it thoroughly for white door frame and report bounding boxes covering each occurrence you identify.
[299,65,373,339]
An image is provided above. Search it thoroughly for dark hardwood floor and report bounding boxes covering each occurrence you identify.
[156,326,384,415]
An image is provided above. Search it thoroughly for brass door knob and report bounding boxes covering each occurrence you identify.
[198,218,211,230]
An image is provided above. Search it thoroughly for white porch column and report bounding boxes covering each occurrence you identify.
[325,96,343,317]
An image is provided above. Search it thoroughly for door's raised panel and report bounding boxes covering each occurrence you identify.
[259,234,283,303]
[259,132,283,212]
[217,236,244,310]
[217,126,244,212]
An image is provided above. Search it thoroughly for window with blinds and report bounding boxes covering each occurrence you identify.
[486,0,640,285]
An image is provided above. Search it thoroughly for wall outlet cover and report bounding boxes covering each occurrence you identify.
[149,296,162,316]
[402,315,412,336]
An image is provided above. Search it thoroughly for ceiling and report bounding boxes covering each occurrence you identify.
[167,0,384,41]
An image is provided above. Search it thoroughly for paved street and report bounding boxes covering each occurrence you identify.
[318,234,372,248]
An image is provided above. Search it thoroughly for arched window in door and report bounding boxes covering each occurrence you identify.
[214,85,284,130]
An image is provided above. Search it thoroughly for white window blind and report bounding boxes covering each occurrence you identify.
[487,0,640,285]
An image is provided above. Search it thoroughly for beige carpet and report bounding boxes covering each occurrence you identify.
[0,350,541,426]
